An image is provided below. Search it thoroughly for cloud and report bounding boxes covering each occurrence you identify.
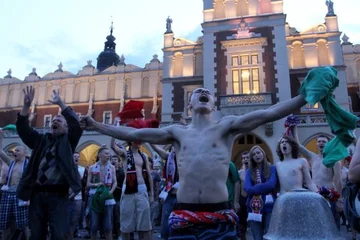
[0,0,359,79]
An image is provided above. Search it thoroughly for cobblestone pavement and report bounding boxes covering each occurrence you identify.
[72,224,356,239]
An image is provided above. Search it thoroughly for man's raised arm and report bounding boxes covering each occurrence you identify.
[49,89,83,149]
[17,86,41,150]
[110,137,126,159]
[0,130,11,166]
[150,144,170,160]
[229,95,306,132]
[80,116,174,145]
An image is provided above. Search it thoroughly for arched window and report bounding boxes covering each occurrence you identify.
[317,40,329,66]
[214,0,225,19]
[237,0,248,16]
[292,42,305,68]
[60,83,66,101]
[108,79,116,99]
[89,81,95,96]
[79,143,100,167]
[124,79,131,98]
[157,76,162,95]
[6,89,13,107]
[46,84,53,103]
[173,53,183,77]
[141,77,150,97]
[356,59,360,78]
[73,82,81,102]
[194,52,203,75]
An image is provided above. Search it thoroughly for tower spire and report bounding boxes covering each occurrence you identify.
[110,16,114,35]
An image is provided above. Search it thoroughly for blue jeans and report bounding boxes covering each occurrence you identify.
[161,194,177,239]
[248,211,272,240]
[90,205,114,234]
[330,201,340,230]
[67,199,82,238]
[29,192,69,240]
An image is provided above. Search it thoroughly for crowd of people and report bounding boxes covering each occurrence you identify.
[0,66,359,240]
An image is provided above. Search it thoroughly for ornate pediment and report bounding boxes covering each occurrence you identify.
[173,38,196,47]
[227,20,261,40]
[300,24,327,34]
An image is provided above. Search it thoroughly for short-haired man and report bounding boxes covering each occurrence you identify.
[67,152,85,240]
[275,135,317,194]
[294,127,342,229]
[16,87,82,240]
[0,131,29,240]
[81,87,309,239]
[87,147,117,240]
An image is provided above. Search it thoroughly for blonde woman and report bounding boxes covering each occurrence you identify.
[244,145,278,240]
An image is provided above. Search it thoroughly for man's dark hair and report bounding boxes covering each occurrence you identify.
[276,135,300,161]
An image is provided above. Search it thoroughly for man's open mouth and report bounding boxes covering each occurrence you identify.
[199,94,209,103]
[52,125,58,130]
[282,146,287,151]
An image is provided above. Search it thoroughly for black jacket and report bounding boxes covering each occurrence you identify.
[16,107,83,201]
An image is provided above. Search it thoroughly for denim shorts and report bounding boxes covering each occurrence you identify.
[91,204,114,233]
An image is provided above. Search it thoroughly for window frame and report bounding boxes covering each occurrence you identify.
[102,111,112,125]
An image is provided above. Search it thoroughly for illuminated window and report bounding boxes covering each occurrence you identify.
[231,54,260,94]
[232,57,239,66]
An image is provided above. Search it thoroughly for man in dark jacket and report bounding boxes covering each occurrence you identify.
[16,86,82,240]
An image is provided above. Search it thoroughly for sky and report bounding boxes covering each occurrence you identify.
[0,0,359,80]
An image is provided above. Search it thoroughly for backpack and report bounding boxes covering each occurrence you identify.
[342,180,360,231]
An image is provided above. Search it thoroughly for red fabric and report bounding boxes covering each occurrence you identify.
[169,209,238,230]
[345,156,352,164]
[116,100,144,121]
[127,119,160,129]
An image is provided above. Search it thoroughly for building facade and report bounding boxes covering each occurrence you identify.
[161,0,360,167]
[0,28,163,166]
[1,0,360,167]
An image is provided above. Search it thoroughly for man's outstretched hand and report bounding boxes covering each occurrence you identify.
[79,115,96,130]
[23,86,35,108]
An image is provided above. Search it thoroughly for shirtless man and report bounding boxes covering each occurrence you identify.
[294,126,342,229]
[275,135,317,194]
[111,137,154,240]
[87,147,117,240]
[0,131,29,240]
[80,87,308,238]
[238,151,250,240]
[151,144,179,240]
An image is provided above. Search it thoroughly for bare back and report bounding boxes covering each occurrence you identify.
[169,121,235,204]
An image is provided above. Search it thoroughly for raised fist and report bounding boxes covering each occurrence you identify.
[79,115,96,130]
